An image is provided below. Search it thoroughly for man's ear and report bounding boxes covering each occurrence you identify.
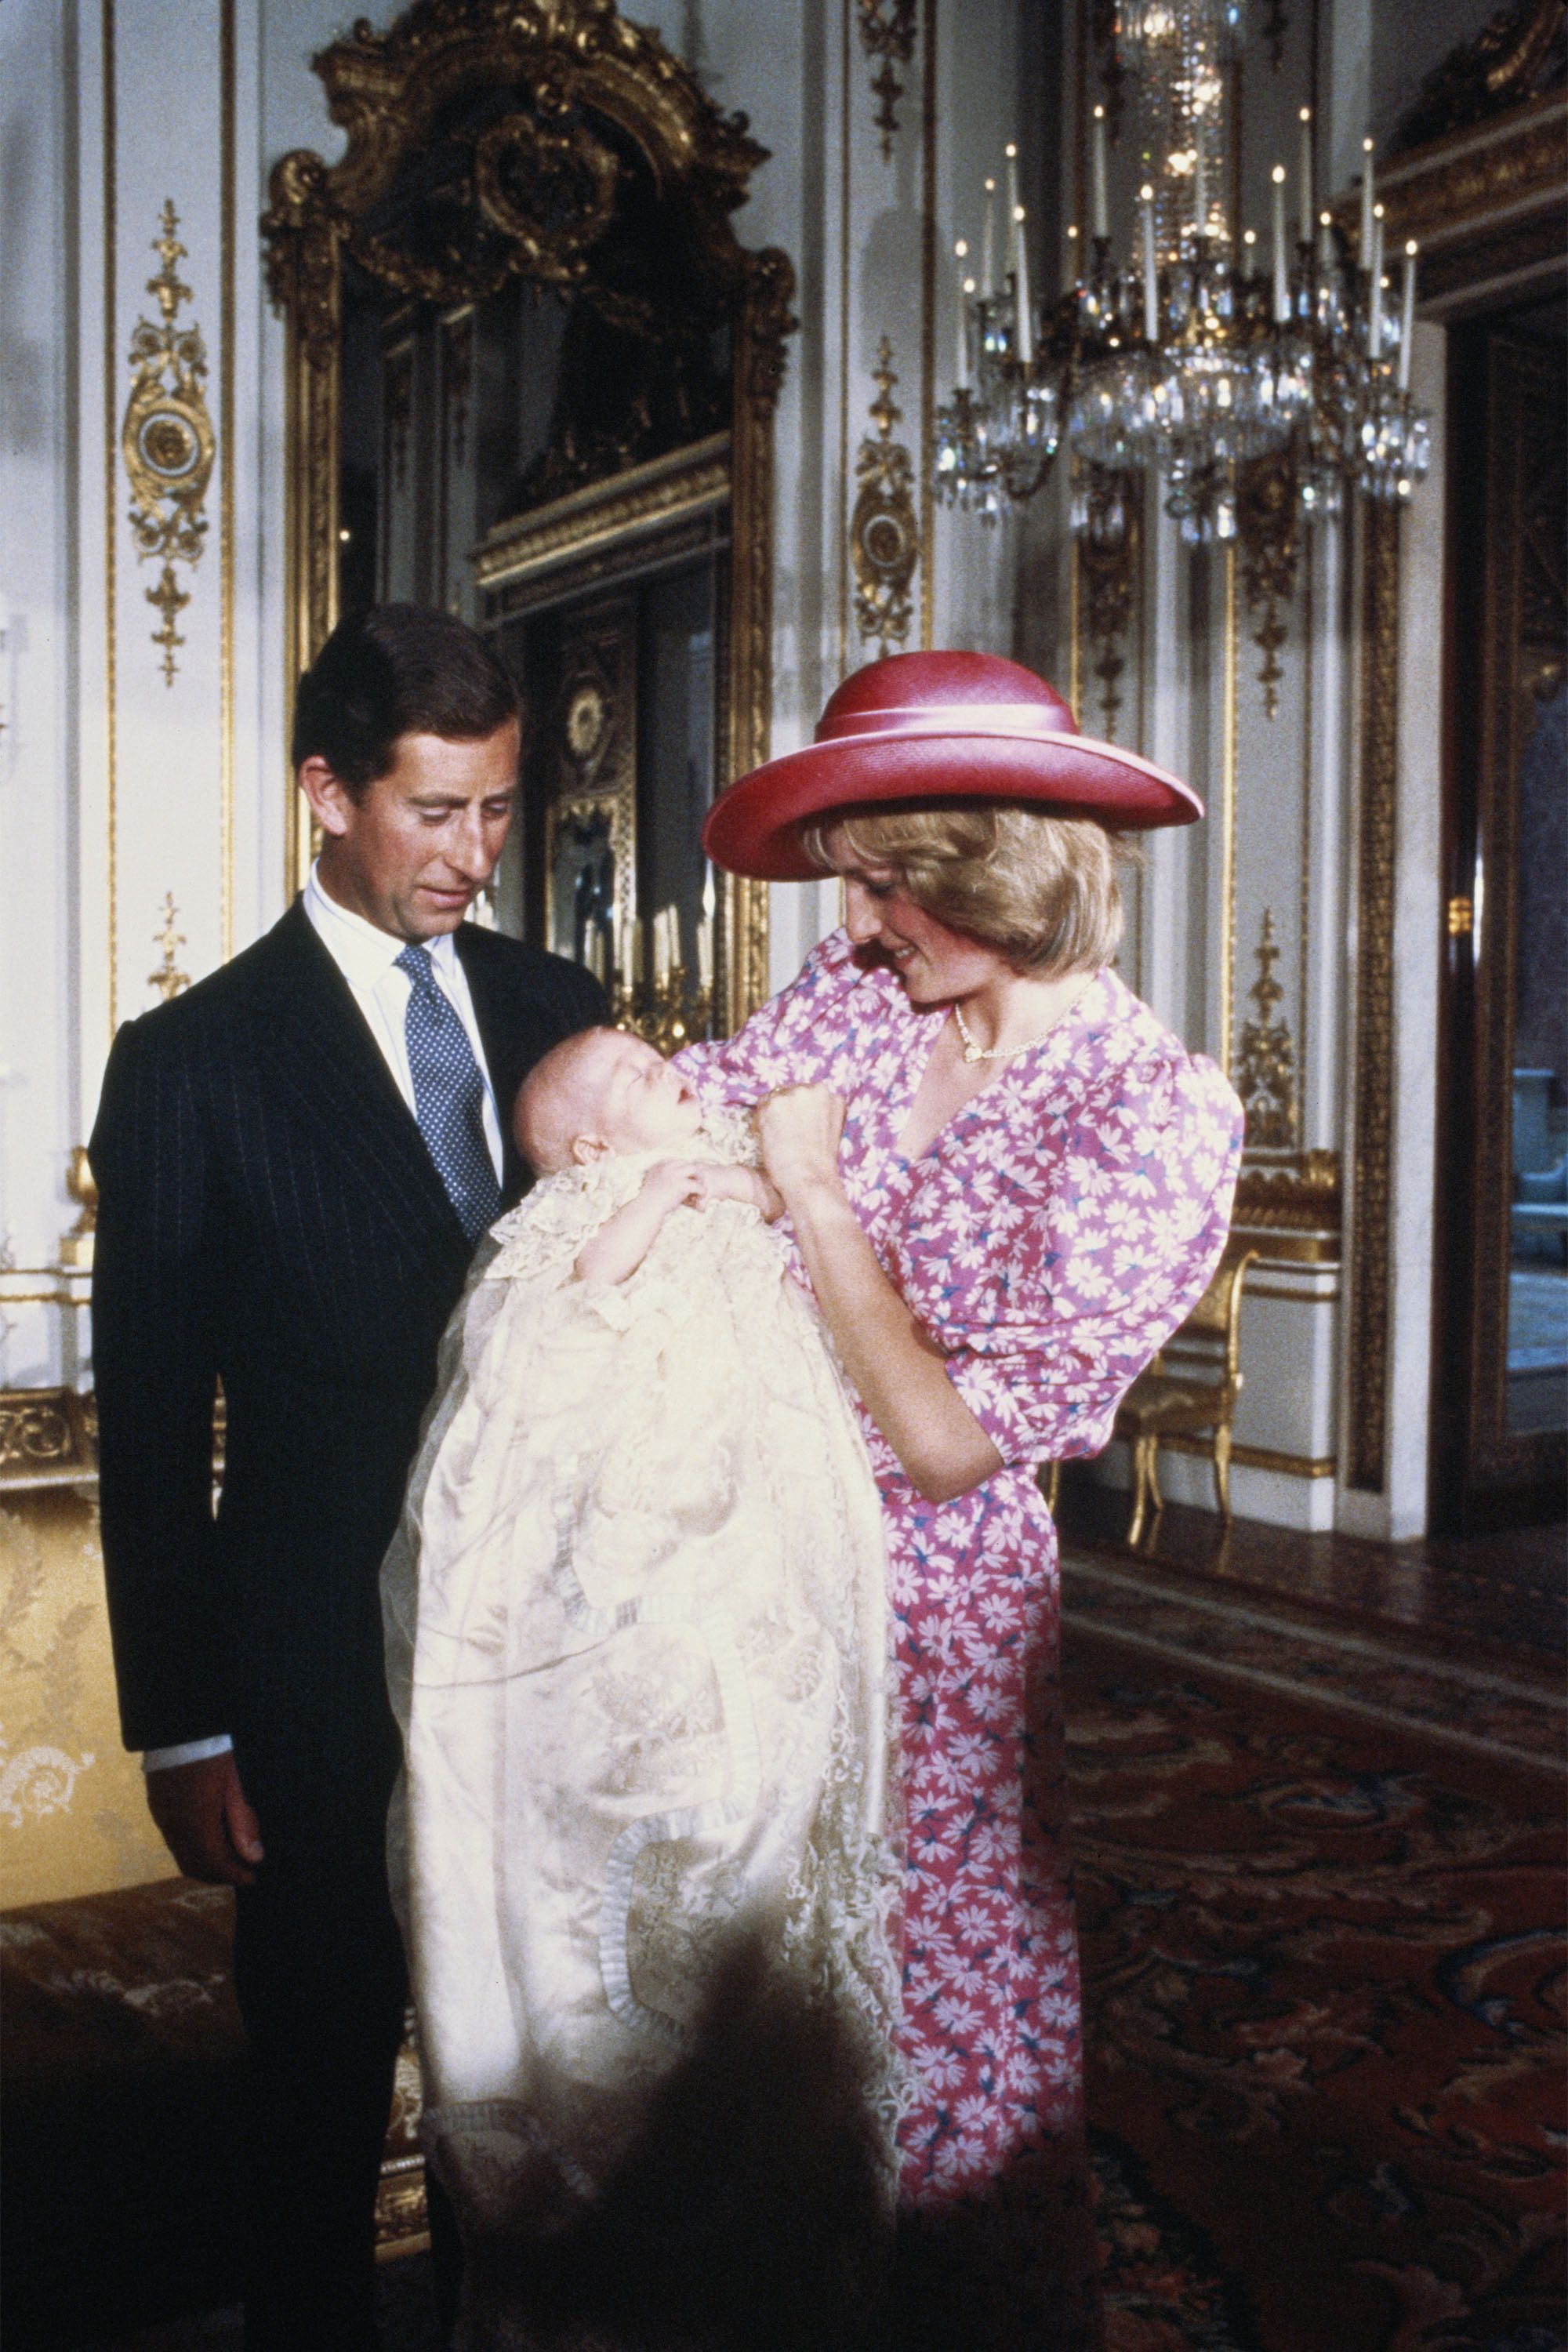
[570,1134,608,1166]
[298,755,358,840]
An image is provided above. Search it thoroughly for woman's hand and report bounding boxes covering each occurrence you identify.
[757,1086,847,1204]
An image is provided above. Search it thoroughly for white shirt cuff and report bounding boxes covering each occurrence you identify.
[142,1733,234,1773]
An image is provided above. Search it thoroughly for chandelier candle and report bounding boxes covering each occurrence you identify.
[699,869,715,990]
[1014,209,1034,365]
[1359,136,1375,266]
[1271,166,1289,323]
[1398,242,1417,392]
[953,241,971,388]
[1141,185,1159,341]
[1298,110,1313,244]
[982,178,996,296]
[1367,205,1385,355]
[1091,107,1109,241]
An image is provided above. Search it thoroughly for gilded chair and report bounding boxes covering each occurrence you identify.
[1110,1243,1259,1545]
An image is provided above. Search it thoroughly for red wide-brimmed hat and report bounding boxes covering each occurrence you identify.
[703,650,1202,880]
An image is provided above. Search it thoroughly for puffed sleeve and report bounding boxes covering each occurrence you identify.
[673,930,874,1105]
[935,1051,1244,1470]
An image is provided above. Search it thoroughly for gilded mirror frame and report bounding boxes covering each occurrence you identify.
[261,0,795,1030]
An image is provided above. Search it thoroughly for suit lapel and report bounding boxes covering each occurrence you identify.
[245,902,467,1254]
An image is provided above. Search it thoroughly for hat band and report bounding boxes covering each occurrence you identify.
[818,702,1080,744]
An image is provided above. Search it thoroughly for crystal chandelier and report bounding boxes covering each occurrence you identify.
[933,0,1432,543]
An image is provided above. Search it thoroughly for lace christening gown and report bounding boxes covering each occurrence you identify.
[382,1109,902,2351]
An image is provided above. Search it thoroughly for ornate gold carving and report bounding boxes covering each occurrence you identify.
[857,0,918,158]
[1374,96,1568,249]
[1232,1149,1342,1266]
[476,435,730,596]
[374,2154,430,2257]
[148,894,191,1003]
[851,339,919,654]
[0,1391,98,1494]
[1235,910,1300,1151]
[122,202,216,685]
[262,0,792,1025]
[1076,464,1140,739]
[1448,894,1475,935]
[1233,1149,1342,1232]
[1346,503,1399,1493]
[58,1152,98,1275]
[1396,0,1565,151]
[1238,452,1302,720]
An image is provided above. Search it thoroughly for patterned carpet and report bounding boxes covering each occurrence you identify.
[1062,1563,1566,2352]
[73,1565,1566,2352]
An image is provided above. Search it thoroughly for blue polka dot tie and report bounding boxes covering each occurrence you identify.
[395,944,502,1241]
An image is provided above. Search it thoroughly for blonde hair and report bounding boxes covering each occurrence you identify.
[801,804,1132,973]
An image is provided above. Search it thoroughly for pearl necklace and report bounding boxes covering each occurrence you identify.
[952,977,1095,1065]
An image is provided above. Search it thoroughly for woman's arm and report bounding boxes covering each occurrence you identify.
[758,1090,1003,1504]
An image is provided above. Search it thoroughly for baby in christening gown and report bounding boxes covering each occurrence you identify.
[381,1026,901,2351]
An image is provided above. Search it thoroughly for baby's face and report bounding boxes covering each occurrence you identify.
[565,1030,703,1158]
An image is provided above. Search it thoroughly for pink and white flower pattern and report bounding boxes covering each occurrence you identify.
[679,931,1242,2215]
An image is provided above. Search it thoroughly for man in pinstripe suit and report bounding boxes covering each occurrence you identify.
[89,606,607,2350]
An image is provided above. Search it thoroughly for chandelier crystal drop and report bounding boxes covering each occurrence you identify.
[932,0,1432,543]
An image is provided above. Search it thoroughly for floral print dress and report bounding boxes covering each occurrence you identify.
[678,932,1243,2346]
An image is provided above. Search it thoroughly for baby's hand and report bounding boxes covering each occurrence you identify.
[692,1165,786,1220]
[643,1159,706,1211]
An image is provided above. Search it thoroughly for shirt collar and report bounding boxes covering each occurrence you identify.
[305,860,460,989]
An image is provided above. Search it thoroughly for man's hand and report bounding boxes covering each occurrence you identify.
[146,1751,265,1885]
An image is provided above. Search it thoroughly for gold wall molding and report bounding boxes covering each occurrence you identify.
[262,0,793,1034]
[1160,1433,1337,1480]
[476,437,730,599]
[857,0,917,158]
[1076,463,1139,738]
[1232,1147,1342,1268]
[220,0,236,961]
[1238,452,1303,720]
[1235,909,1300,1151]
[0,1392,98,1494]
[148,895,191,1003]
[851,339,920,654]
[60,1153,98,1274]
[919,0,936,648]
[1345,504,1399,1493]
[1372,93,1567,311]
[1394,0,1564,153]
[123,203,216,687]
[1219,537,1238,1081]
[102,0,118,1036]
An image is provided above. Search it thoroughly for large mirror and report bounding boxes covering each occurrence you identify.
[263,0,795,1036]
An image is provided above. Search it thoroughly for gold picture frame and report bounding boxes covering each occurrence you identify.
[261,0,795,1033]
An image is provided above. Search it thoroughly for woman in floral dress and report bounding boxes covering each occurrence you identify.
[681,651,1243,2350]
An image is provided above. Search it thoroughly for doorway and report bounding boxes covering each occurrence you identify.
[1431,295,1567,1533]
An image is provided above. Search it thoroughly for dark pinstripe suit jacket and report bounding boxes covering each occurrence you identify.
[89,900,604,1809]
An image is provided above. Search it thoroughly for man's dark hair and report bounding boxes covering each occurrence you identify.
[291,604,521,791]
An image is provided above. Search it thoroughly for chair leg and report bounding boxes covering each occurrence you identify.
[1212,1426,1234,1523]
[1126,1436,1163,1548]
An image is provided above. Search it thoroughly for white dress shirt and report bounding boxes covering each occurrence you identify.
[143,869,503,1773]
